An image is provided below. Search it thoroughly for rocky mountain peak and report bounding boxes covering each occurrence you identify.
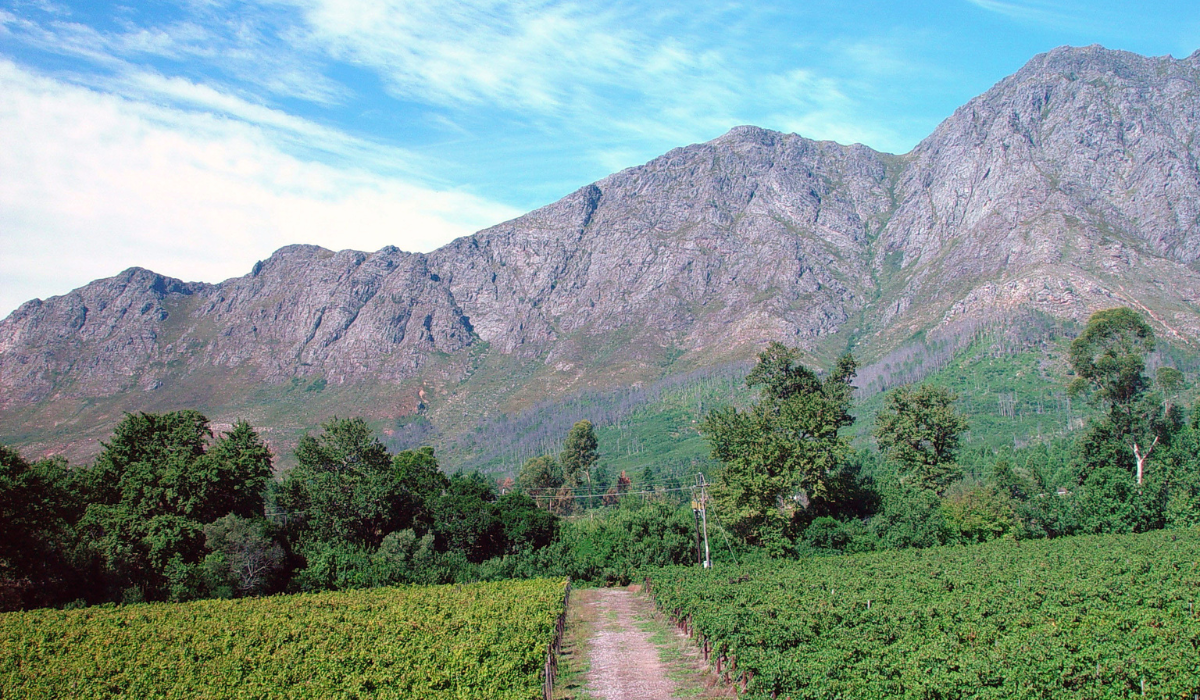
[4,45,1200,464]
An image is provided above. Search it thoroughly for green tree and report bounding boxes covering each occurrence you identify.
[280,417,419,549]
[869,483,951,550]
[1157,366,1185,411]
[393,446,450,497]
[201,514,284,597]
[494,492,558,554]
[875,384,969,495]
[1068,308,1172,485]
[430,473,502,563]
[1154,403,1200,528]
[701,343,857,554]
[392,446,450,533]
[940,483,1020,543]
[80,411,274,601]
[517,455,560,508]
[0,446,83,610]
[1068,307,1155,409]
[559,420,598,489]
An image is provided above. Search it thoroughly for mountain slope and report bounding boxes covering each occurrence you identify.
[3,45,1200,467]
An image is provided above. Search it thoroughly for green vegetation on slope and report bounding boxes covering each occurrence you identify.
[0,578,568,700]
[647,529,1200,699]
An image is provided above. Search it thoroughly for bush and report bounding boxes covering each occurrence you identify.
[940,483,1021,543]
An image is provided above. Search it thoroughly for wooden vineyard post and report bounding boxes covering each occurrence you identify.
[543,579,572,700]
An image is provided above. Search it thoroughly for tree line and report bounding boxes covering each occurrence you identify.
[703,307,1200,557]
[1,414,696,611]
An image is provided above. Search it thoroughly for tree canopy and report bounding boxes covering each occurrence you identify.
[875,384,969,494]
[702,342,858,554]
[80,411,273,601]
[1068,308,1177,485]
[1068,307,1155,412]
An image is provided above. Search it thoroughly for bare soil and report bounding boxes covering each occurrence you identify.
[582,588,678,700]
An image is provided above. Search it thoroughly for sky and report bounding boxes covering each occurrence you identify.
[1,1,1198,317]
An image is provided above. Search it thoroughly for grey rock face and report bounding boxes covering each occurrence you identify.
[429,127,895,361]
[0,268,208,409]
[3,45,1200,430]
[877,45,1200,341]
[193,245,473,384]
[0,245,475,409]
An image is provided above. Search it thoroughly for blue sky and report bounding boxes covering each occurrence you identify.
[1,0,1198,316]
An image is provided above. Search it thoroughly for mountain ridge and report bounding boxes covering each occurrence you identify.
[4,44,1200,466]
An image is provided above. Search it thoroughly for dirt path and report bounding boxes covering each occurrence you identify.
[582,588,677,700]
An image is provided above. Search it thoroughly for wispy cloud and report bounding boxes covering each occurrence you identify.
[108,71,430,176]
[0,0,937,319]
[0,61,519,316]
[965,0,1066,23]
[284,0,920,158]
[0,3,347,105]
[3,0,918,161]
[287,0,656,114]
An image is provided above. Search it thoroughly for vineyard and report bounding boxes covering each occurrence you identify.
[647,529,1200,699]
[0,578,568,699]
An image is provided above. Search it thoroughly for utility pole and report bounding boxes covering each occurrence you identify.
[691,474,712,569]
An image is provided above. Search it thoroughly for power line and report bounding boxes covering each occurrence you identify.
[526,485,694,501]
[518,477,694,495]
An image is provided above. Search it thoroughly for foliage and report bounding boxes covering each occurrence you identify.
[647,528,1200,699]
[1067,307,1155,411]
[868,482,950,550]
[1158,412,1200,528]
[280,417,418,550]
[874,383,969,494]
[0,447,83,610]
[79,412,273,602]
[0,578,569,700]
[430,473,504,562]
[939,482,1021,543]
[279,432,559,589]
[200,514,284,598]
[558,420,598,489]
[543,501,697,585]
[702,343,858,553]
[1067,308,1179,488]
[517,455,560,501]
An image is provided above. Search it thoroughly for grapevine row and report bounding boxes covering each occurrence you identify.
[1,578,570,699]
[647,529,1200,699]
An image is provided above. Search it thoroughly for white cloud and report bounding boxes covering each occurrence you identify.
[284,0,913,154]
[288,0,641,113]
[1,6,348,105]
[0,61,520,316]
[963,0,1082,26]
[110,71,422,174]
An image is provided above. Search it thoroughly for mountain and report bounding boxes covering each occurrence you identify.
[4,45,1200,468]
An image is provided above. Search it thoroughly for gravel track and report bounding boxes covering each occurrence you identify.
[583,588,677,700]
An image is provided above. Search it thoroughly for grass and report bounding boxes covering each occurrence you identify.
[551,588,599,700]
[628,589,737,699]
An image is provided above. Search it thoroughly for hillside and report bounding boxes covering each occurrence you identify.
[3,45,1200,468]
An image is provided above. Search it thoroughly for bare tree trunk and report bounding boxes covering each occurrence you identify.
[1132,435,1159,486]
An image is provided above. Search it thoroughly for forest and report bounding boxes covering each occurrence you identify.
[1,307,1198,611]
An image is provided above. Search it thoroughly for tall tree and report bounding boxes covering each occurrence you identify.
[701,342,857,554]
[875,384,969,495]
[81,411,273,601]
[517,455,561,510]
[0,446,81,610]
[559,420,599,489]
[279,417,414,548]
[1068,308,1169,484]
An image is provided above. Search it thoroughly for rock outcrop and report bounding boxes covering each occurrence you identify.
[3,45,1200,459]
